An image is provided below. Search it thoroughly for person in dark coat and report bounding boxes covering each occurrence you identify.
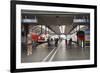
[47,38,50,46]
[69,38,72,48]
[65,39,68,47]
[55,38,59,47]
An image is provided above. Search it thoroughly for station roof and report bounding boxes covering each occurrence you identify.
[21,10,90,35]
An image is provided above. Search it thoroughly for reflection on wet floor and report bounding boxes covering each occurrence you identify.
[52,40,90,61]
[22,43,53,62]
[21,40,90,63]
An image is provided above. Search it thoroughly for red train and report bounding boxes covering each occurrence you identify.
[31,33,45,43]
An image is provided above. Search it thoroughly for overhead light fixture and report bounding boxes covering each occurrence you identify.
[59,25,65,33]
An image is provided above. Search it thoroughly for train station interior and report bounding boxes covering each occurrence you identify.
[21,10,90,63]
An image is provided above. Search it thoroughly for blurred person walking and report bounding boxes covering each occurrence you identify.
[27,32,33,56]
[69,38,72,48]
[55,38,59,47]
